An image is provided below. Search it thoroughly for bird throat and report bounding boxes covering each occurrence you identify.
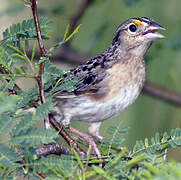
[128,41,152,57]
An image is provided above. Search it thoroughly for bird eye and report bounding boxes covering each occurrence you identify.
[128,24,137,33]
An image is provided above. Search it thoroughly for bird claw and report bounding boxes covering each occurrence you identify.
[92,134,103,141]
[69,126,102,158]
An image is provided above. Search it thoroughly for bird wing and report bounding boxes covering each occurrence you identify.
[53,55,108,99]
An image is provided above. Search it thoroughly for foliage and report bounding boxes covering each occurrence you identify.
[0,1,181,180]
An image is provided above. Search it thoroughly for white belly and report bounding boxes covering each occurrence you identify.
[68,84,142,123]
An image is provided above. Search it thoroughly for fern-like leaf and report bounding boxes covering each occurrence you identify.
[11,128,58,147]
[0,17,52,72]
[132,128,181,157]
[0,115,14,135]
[35,100,55,120]
[2,17,52,42]
[0,144,21,171]
[0,92,19,113]
[30,156,76,178]
[11,113,34,137]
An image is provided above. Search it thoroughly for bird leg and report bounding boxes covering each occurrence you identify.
[69,126,102,158]
[88,122,103,141]
[52,110,102,158]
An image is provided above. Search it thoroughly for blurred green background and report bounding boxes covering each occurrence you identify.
[0,0,181,160]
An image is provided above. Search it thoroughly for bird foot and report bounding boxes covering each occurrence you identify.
[69,126,102,158]
[92,134,103,141]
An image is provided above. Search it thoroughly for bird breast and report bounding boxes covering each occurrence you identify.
[68,57,145,123]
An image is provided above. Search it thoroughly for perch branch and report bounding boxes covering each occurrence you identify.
[48,114,86,156]
[36,143,73,157]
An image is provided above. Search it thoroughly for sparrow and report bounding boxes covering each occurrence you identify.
[51,17,165,156]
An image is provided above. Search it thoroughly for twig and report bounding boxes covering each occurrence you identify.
[49,114,86,156]
[143,82,181,106]
[36,143,74,157]
[30,0,50,128]
[30,0,47,57]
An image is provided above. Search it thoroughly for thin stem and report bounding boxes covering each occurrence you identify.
[30,0,49,128]
[49,114,86,156]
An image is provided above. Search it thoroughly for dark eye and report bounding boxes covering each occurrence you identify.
[129,24,137,32]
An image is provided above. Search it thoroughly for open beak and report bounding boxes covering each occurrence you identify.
[143,21,165,40]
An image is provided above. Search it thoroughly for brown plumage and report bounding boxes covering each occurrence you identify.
[51,17,165,156]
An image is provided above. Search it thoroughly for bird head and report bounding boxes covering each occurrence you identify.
[112,17,165,55]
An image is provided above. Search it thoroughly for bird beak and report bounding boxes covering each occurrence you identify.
[143,21,165,40]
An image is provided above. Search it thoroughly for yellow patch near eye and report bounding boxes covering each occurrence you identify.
[132,20,145,26]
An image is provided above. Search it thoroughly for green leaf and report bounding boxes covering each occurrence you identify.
[35,100,54,120]
[124,153,145,167]
[104,147,127,170]
[0,93,19,113]
[92,165,116,180]
[85,171,97,179]
[63,24,70,40]
[132,128,181,157]
[0,115,14,135]
[48,40,64,57]
[12,113,34,136]
[7,44,23,55]
[32,156,76,177]
[11,53,29,62]
[65,24,81,42]
[2,17,52,42]
[31,42,37,61]
[71,148,84,170]
[11,128,58,147]
[0,144,21,171]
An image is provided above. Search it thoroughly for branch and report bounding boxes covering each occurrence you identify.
[30,0,50,128]
[143,82,181,106]
[30,0,46,103]
[30,0,47,57]
[48,114,86,156]
[36,143,73,157]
